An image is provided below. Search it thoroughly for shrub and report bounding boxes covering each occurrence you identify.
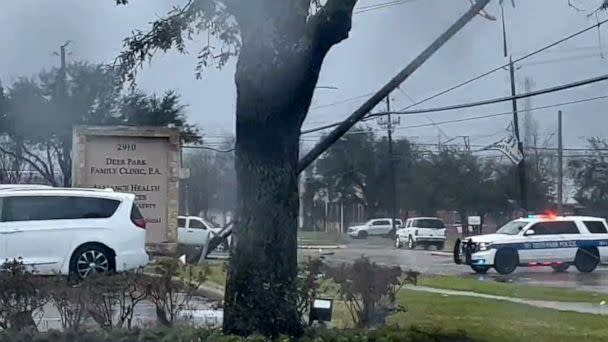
[296,257,325,327]
[83,270,149,330]
[325,257,419,329]
[142,257,208,327]
[0,259,48,331]
[0,325,476,342]
[46,277,88,332]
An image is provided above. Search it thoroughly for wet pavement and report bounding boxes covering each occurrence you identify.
[299,237,608,294]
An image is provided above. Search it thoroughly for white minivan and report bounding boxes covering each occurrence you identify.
[0,187,149,279]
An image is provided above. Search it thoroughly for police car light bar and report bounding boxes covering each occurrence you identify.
[528,212,558,219]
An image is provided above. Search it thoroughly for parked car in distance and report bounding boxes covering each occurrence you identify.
[347,218,403,239]
[178,215,232,248]
[178,215,211,247]
[396,217,447,250]
[0,186,149,279]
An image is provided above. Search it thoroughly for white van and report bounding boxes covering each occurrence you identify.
[0,187,149,279]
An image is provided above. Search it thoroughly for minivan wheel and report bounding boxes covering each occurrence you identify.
[574,247,599,273]
[494,248,519,275]
[70,245,114,280]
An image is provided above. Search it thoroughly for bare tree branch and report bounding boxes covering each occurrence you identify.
[0,144,56,186]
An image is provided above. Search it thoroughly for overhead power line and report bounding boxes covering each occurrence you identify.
[302,94,608,136]
[378,74,608,116]
[182,145,235,153]
[305,17,608,129]
[354,0,416,14]
[301,74,608,134]
[396,17,608,112]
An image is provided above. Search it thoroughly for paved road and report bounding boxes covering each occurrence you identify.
[300,237,608,294]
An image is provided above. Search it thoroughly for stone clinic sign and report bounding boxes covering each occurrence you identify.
[72,126,180,255]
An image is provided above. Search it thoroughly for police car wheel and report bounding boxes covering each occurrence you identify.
[494,248,519,275]
[551,264,570,273]
[408,237,416,249]
[471,265,490,274]
[453,239,462,264]
[574,247,599,273]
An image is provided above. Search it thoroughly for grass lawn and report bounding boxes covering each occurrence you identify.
[390,289,608,342]
[418,275,607,303]
[298,231,347,245]
[205,262,227,288]
[181,262,608,340]
[184,262,226,289]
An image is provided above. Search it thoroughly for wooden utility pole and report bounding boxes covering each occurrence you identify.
[557,110,563,213]
[378,95,399,234]
[502,3,527,211]
[509,56,528,211]
[298,0,492,172]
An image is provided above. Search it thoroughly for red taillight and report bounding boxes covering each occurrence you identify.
[130,204,146,229]
[132,218,146,229]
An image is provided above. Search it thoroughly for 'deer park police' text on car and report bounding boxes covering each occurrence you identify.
[453,214,608,275]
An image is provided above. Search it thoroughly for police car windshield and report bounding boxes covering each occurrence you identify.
[496,221,528,235]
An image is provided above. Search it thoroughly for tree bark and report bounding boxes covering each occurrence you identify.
[223,0,357,336]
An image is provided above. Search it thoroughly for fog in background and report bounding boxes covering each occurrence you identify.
[1,0,607,149]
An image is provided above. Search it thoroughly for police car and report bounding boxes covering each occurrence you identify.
[453,215,608,275]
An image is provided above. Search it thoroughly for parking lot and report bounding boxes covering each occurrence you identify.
[300,236,608,294]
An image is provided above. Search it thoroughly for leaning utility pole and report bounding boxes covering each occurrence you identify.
[509,56,528,211]
[298,0,492,172]
[377,95,399,235]
[502,4,527,211]
[557,110,563,214]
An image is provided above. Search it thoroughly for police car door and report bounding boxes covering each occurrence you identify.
[522,221,579,263]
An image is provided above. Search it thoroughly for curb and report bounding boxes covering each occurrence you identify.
[430,251,452,257]
[298,245,348,250]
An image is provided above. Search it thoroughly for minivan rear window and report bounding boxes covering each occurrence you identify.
[1,196,120,222]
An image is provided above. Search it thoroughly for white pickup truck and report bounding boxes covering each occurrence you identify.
[395,217,447,250]
[177,216,232,249]
[347,218,403,239]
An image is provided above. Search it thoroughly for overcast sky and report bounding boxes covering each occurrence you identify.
[1,0,607,151]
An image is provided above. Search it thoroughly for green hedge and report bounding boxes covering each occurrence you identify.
[0,326,475,342]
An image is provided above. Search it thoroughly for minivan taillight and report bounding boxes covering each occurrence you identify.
[130,204,146,229]
[132,218,147,229]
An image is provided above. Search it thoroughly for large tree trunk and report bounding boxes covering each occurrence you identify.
[224,114,302,336]
[223,0,357,336]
